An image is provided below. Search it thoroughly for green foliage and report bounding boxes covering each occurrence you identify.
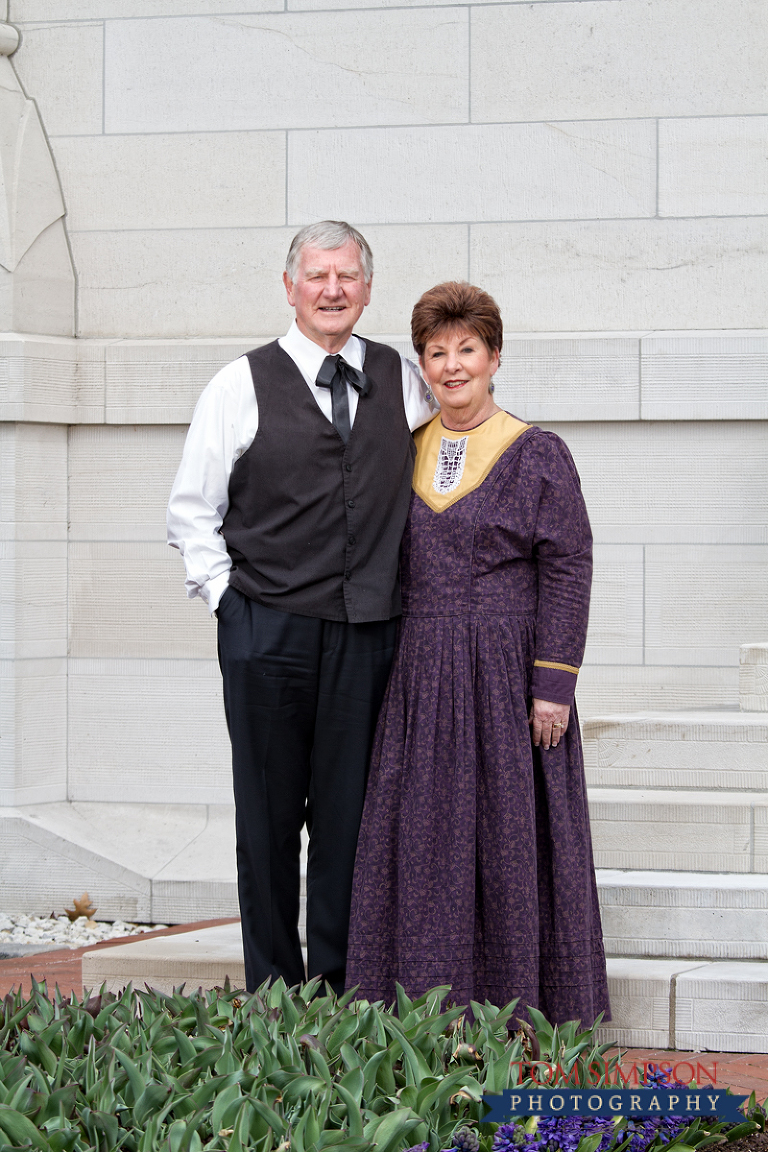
[0,980,763,1152]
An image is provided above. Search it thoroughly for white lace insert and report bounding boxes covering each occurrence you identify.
[432,435,468,494]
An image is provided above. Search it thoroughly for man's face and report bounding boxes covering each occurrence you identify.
[283,240,372,352]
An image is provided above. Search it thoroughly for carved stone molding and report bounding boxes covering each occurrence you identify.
[0,23,20,56]
[0,20,74,334]
[0,26,66,274]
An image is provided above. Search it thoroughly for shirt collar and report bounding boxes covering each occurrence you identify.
[282,319,365,383]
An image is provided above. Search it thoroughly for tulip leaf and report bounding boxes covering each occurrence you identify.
[0,1103,52,1150]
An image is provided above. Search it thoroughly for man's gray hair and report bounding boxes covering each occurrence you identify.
[286,221,373,283]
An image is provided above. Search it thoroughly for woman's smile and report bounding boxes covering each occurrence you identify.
[420,327,501,429]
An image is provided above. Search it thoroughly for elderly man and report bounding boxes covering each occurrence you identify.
[167,221,433,993]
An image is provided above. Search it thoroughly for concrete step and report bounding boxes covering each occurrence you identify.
[587,788,768,872]
[597,958,768,1053]
[4,801,766,953]
[9,794,766,926]
[81,926,768,1054]
[596,869,768,959]
[583,711,768,791]
[82,922,246,995]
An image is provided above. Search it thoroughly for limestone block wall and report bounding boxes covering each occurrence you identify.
[1,421,68,806]
[1,0,767,810]
[9,0,768,339]
[9,0,768,340]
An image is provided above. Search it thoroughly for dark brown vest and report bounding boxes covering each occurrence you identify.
[221,339,415,622]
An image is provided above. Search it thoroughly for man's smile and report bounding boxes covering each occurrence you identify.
[283,238,372,353]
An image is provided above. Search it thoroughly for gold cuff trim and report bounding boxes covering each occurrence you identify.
[534,659,580,675]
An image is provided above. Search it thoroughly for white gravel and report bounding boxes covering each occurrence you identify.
[0,913,168,952]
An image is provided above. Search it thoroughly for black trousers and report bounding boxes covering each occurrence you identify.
[216,586,397,994]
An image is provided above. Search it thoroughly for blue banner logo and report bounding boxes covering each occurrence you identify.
[483,1089,748,1123]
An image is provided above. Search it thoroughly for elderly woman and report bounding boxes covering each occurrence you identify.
[345,282,609,1025]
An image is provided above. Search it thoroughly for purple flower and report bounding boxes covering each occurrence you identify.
[493,1115,615,1152]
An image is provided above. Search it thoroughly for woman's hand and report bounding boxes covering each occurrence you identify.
[529,699,570,750]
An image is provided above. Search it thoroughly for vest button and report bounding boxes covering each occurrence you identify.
[345,464,352,472]
[344,571,351,580]
[347,499,355,508]
[348,535,355,545]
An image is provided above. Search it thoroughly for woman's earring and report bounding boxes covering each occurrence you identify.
[425,385,434,403]
[489,381,495,394]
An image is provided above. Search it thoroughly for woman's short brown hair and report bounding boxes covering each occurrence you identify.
[411,281,503,359]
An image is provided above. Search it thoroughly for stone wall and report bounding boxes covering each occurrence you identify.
[1,0,767,810]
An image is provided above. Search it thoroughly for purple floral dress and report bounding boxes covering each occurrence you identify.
[346,423,610,1024]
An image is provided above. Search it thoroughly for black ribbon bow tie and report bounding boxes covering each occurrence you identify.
[315,354,372,444]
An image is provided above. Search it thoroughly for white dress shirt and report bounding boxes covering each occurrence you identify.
[167,321,435,614]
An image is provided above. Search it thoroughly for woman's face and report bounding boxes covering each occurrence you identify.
[420,327,500,426]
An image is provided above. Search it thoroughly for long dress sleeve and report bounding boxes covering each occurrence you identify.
[527,432,593,705]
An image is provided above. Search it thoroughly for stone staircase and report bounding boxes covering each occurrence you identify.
[588,643,768,1052]
[4,644,768,1050]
